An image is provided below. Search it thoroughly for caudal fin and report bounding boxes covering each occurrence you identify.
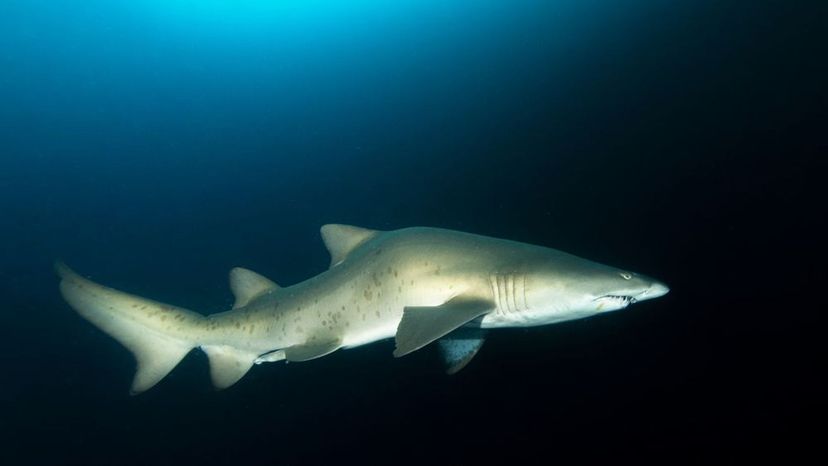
[56,262,205,394]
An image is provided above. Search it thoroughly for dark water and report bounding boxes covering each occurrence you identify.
[1,1,825,464]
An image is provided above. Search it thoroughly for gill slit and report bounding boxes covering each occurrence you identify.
[490,274,501,315]
[491,273,529,314]
[508,274,518,314]
[519,273,527,311]
[499,275,509,313]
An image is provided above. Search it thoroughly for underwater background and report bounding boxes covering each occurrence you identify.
[1,1,825,464]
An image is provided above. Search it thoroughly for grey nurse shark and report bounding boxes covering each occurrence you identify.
[57,224,669,394]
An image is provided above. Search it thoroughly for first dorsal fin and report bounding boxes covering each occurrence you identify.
[229,267,278,309]
[320,224,379,268]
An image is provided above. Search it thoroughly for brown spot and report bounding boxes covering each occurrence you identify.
[364,289,373,301]
[341,305,345,310]
[375,311,380,318]
[394,270,398,278]
[235,322,241,329]
[160,315,167,322]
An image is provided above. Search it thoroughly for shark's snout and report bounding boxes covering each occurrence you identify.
[639,281,669,301]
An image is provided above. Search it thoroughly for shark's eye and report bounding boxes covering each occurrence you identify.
[620,272,632,280]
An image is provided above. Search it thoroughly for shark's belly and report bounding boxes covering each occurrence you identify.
[335,294,406,348]
[340,318,400,348]
[277,262,463,351]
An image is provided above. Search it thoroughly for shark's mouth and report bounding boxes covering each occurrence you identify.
[596,295,637,306]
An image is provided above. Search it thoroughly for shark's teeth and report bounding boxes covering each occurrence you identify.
[598,295,637,305]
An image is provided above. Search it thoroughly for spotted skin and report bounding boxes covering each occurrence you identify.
[58,224,669,393]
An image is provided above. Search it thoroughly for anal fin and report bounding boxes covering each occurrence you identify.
[201,345,257,390]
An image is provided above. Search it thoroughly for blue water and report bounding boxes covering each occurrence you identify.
[1,1,825,464]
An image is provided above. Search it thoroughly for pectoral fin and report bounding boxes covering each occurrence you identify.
[393,297,492,358]
[438,328,487,374]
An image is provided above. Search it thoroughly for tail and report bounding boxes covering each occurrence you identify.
[56,262,206,394]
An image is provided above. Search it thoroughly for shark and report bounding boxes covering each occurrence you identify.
[57,224,669,394]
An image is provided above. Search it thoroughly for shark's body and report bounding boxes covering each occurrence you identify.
[58,224,669,393]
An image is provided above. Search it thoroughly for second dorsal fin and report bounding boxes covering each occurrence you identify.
[320,224,379,268]
[229,267,278,309]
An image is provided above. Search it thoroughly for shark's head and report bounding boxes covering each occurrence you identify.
[514,253,669,326]
[582,269,670,312]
